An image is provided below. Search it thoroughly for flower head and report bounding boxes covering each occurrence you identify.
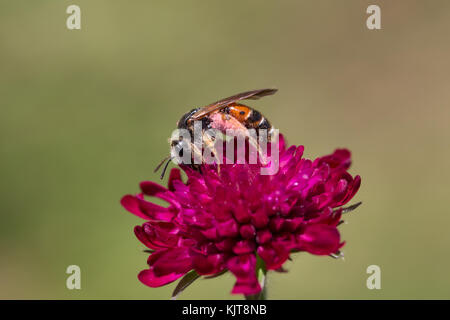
[121,135,361,296]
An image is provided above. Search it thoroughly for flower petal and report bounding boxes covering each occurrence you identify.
[140,181,167,196]
[315,149,351,169]
[298,224,341,255]
[227,254,261,295]
[138,269,184,287]
[120,195,150,219]
[150,248,193,276]
[168,168,182,191]
[192,253,225,275]
[257,243,290,270]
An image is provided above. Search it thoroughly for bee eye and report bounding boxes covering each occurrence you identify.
[239,111,245,115]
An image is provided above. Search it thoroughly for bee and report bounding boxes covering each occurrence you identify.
[155,88,277,178]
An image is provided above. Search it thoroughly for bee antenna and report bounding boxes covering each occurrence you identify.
[154,155,171,173]
[160,157,173,180]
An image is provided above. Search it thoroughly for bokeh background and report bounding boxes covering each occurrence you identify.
[1,0,449,299]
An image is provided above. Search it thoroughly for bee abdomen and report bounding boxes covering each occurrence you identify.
[257,117,271,130]
[246,109,272,134]
[247,109,262,124]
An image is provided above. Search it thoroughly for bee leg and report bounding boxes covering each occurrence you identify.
[190,142,206,167]
[202,134,222,174]
[190,140,221,174]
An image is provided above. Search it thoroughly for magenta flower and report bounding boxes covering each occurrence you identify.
[121,135,361,298]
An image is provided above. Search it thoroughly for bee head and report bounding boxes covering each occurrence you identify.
[177,108,199,129]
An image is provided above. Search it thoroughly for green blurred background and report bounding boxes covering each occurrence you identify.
[1,0,449,299]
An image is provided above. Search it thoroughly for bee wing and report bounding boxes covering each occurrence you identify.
[190,88,277,121]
